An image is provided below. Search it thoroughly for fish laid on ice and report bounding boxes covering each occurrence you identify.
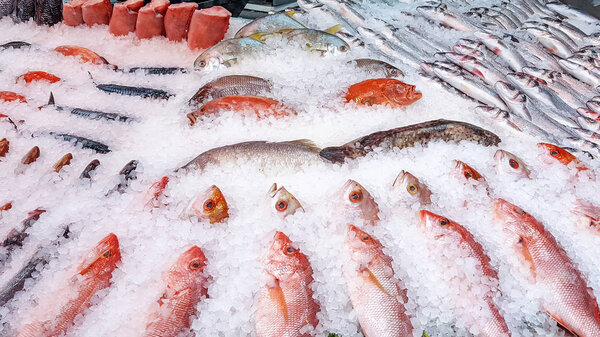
[418,211,511,337]
[355,26,420,70]
[320,120,501,163]
[179,140,322,172]
[338,179,379,225]
[135,0,169,39]
[345,78,422,107]
[54,46,110,65]
[537,143,590,175]
[95,82,172,100]
[108,0,144,36]
[17,234,121,337]
[187,96,292,125]
[193,37,265,72]
[0,91,27,103]
[16,71,60,84]
[79,159,100,179]
[443,52,506,87]
[234,11,305,38]
[0,41,31,49]
[125,67,187,75]
[474,32,527,72]
[0,0,14,17]
[51,133,111,154]
[143,246,209,337]
[392,170,432,205]
[251,28,350,56]
[43,93,133,123]
[546,2,600,25]
[163,2,197,42]
[53,153,73,173]
[493,199,600,336]
[343,225,413,337]
[182,185,229,224]
[558,59,600,88]
[188,75,272,106]
[34,0,62,25]
[267,183,303,217]
[15,146,40,174]
[256,231,320,337]
[416,4,477,32]
[107,159,139,195]
[494,149,531,179]
[14,0,34,21]
[0,138,9,157]
[350,59,403,78]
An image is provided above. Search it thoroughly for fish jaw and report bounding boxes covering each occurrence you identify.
[267,183,304,217]
[77,233,121,279]
[340,179,380,225]
[183,185,229,224]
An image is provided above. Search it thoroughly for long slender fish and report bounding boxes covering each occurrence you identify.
[0,41,31,49]
[51,133,111,154]
[95,83,172,100]
[45,93,134,123]
[188,75,272,106]
[0,208,46,268]
[123,67,187,75]
[320,120,501,163]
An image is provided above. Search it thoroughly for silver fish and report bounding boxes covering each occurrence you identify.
[522,21,578,50]
[350,59,403,78]
[559,59,600,88]
[503,34,562,72]
[495,81,532,120]
[234,12,305,38]
[356,27,420,69]
[546,2,600,25]
[538,16,587,43]
[254,29,350,55]
[193,38,265,72]
[188,75,272,106]
[474,32,527,72]
[522,27,574,59]
[474,106,558,142]
[444,52,506,86]
[521,67,588,109]
[319,0,366,28]
[416,4,478,32]
[499,2,528,22]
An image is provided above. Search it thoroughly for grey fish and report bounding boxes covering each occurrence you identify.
[443,52,506,86]
[474,32,527,72]
[179,140,322,171]
[356,27,420,69]
[0,41,31,49]
[319,0,366,28]
[567,55,600,76]
[14,0,34,21]
[34,0,62,26]
[499,3,528,22]
[0,208,46,268]
[474,106,558,142]
[124,67,187,75]
[538,16,587,43]
[546,2,600,25]
[80,159,100,179]
[95,83,172,100]
[319,119,501,163]
[503,34,562,72]
[532,29,574,59]
[522,21,578,50]
[495,81,532,120]
[559,59,600,88]
[234,12,305,38]
[521,67,589,107]
[452,44,486,60]
[51,133,111,154]
[416,4,478,32]
[45,93,134,122]
[350,59,403,78]
[193,37,265,72]
[188,75,272,106]
[0,0,14,18]
[107,160,138,195]
[406,25,450,51]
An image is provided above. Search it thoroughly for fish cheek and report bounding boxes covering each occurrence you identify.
[516,237,536,278]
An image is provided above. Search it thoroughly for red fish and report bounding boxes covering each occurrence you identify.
[187,96,292,125]
[187,6,231,50]
[62,0,87,26]
[18,233,121,337]
[82,0,112,26]
[182,185,229,224]
[256,231,320,337]
[345,78,422,107]
[343,225,413,337]
[164,2,197,42]
[144,176,169,209]
[143,246,209,337]
[493,198,600,336]
[0,138,8,157]
[0,201,11,211]
[0,91,27,103]
[21,146,40,165]
[108,0,144,36]
[339,179,380,225]
[136,0,170,39]
[54,46,110,65]
[572,200,600,234]
[418,210,511,336]
[16,71,61,84]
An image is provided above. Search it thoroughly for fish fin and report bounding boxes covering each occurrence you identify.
[48,92,55,106]
[546,310,578,336]
[284,139,320,151]
[248,33,266,41]
[360,267,393,297]
[284,10,297,18]
[320,146,349,164]
[516,236,536,278]
[325,24,343,34]
[87,71,97,85]
[222,59,237,68]
[267,280,288,322]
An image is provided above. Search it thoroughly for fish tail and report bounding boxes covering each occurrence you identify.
[319,147,349,163]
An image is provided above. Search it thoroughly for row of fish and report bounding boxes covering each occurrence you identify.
[0,0,61,25]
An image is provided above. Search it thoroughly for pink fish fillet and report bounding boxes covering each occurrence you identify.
[136,0,170,39]
[62,0,87,26]
[187,6,231,50]
[108,0,144,36]
[81,0,112,26]
[164,2,197,42]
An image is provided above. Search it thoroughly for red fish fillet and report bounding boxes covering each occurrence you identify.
[108,0,144,36]
[18,233,121,337]
[136,0,170,39]
[494,198,600,336]
[81,0,112,26]
[62,0,87,26]
[164,2,197,41]
[187,6,231,50]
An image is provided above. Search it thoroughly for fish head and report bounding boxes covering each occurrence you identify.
[77,233,121,278]
[392,170,432,205]
[164,245,207,292]
[492,198,540,240]
[537,143,578,166]
[494,81,524,103]
[264,231,310,280]
[474,106,507,120]
[384,64,403,78]
[494,150,531,179]
[418,210,464,241]
[267,183,304,217]
[453,160,486,183]
[193,51,223,72]
[507,73,539,90]
[385,79,422,105]
[184,185,229,224]
[344,225,383,263]
[339,179,380,225]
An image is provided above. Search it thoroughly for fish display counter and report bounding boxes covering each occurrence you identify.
[1,0,600,336]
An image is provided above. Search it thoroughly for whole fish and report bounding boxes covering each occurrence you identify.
[493,199,600,336]
[44,93,133,123]
[453,160,487,186]
[95,83,172,100]
[234,11,305,38]
[521,67,592,104]
[474,106,558,144]
[79,159,100,180]
[538,17,587,44]
[522,22,577,50]
[343,225,413,337]
[182,185,229,224]
[350,59,403,78]
[188,96,292,124]
[143,246,209,337]
[179,140,322,172]
[0,41,31,49]
[15,0,34,21]
[392,170,432,206]
[320,120,501,163]
[193,38,265,72]
[124,67,187,75]
[54,46,110,65]
[53,153,73,173]
[188,75,272,106]
[256,231,319,337]
[474,32,527,72]
[416,4,478,32]
[267,183,303,218]
[558,59,600,88]
[51,133,111,154]
[17,233,121,337]
[494,149,531,179]
[252,28,350,56]
[0,138,8,157]
[443,52,506,86]
[418,210,511,337]
[531,29,574,59]
[34,0,62,25]
[345,78,422,107]
[338,179,379,225]
[107,160,139,195]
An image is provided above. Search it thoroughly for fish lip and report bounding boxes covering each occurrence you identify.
[392,170,407,187]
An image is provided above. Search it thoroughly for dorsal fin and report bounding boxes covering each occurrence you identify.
[48,92,55,106]
[284,139,321,151]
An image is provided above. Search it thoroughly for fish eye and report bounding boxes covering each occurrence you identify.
[189,259,202,270]
[198,60,206,67]
[407,183,418,195]
[276,200,288,212]
[339,45,348,52]
[349,190,363,203]
[550,150,560,157]
[102,250,112,258]
[204,199,215,211]
[439,218,450,226]
[509,159,519,169]
[284,246,296,255]
[464,171,472,179]
[514,207,526,215]
[361,234,370,241]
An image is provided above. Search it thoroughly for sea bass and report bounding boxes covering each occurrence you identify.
[493,199,600,336]
[343,225,413,337]
[338,179,379,225]
[182,185,229,224]
[143,246,209,337]
[234,11,305,38]
[267,183,304,217]
[18,233,121,337]
[256,231,319,337]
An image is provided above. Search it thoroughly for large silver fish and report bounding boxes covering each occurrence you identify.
[193,38,265,72]
[188,75,272,106]
[474,32,527,72]
[234,12,305,38]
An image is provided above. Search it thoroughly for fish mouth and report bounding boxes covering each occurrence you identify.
[493,150,505,162]
[417,210,433,227]
[392,170,407,188]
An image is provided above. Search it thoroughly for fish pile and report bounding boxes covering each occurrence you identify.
[0,0,61,25]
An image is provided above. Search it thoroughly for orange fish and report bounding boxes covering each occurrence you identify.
[144,176,170,210]
[267,183,304,218]
[343,225,413,337]
[345,78,422,107]
[418,210,511,336]
[453,160,486,183]
[256,231,320,337]
[339,179,380,225]
[187,96,293,125]
[537,143,590,175]
[0,91,27,103]
[16,71,61,84]
[18,233,121,337]
[0,202,11,211]
[493,199,600,336]
[182,185,229,224]
[54,46,110,65]
[143,246,209,337]
[0,138,8,157]
[53,153,73,173]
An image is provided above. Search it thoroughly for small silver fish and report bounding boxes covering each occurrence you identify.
[193,38,265,72]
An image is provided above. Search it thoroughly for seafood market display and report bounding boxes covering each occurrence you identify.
[2,0,600,336]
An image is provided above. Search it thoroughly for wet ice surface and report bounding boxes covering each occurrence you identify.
[0,2,599,337]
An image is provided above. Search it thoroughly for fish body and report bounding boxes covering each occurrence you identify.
[193,37,265,72]
[342,225,413,337]
[474,32,527,72]
[320,120,501,163]
[54,46,109,65]
[52,133,110,154]
[188,96,291,124]
[350,59,403,78]
[45,93,133,122]
[559,59,600,88]
[126,67,187,75]
[345,78,421,107]
[234,12,305,38]
[267,183,303,217]
[474,106,558,145]
[17,71,61,84]
[188,75,272,106]
[416,4,477,32]
[0,41,31,49]
[256,231,319,337]
[95,83,172,100]
[493,199,600,336]
[0,0,14,17]
[338,179,379,225]
[253,28,350,56]
[182,185,229,224]
[355,27,420,69]
[443,52,506,86]
[143,246,208,337]
[0,138,8,157]
[392,170,432,205]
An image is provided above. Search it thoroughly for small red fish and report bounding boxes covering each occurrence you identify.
[0,91,27,103]
[143,246,209,337]
[256,231,320,337]
[538,143,590,174]
[18,233,121,337]
[144,176,170,209]
[0,138,8,157]
[493,199,600,336]
[345,78,422,107]
[16,71,61,84]
[53,153,73,173]
[339,179,380,225]
[182,185,229,224]
[187,96,292,125]
[54,46,110,65]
